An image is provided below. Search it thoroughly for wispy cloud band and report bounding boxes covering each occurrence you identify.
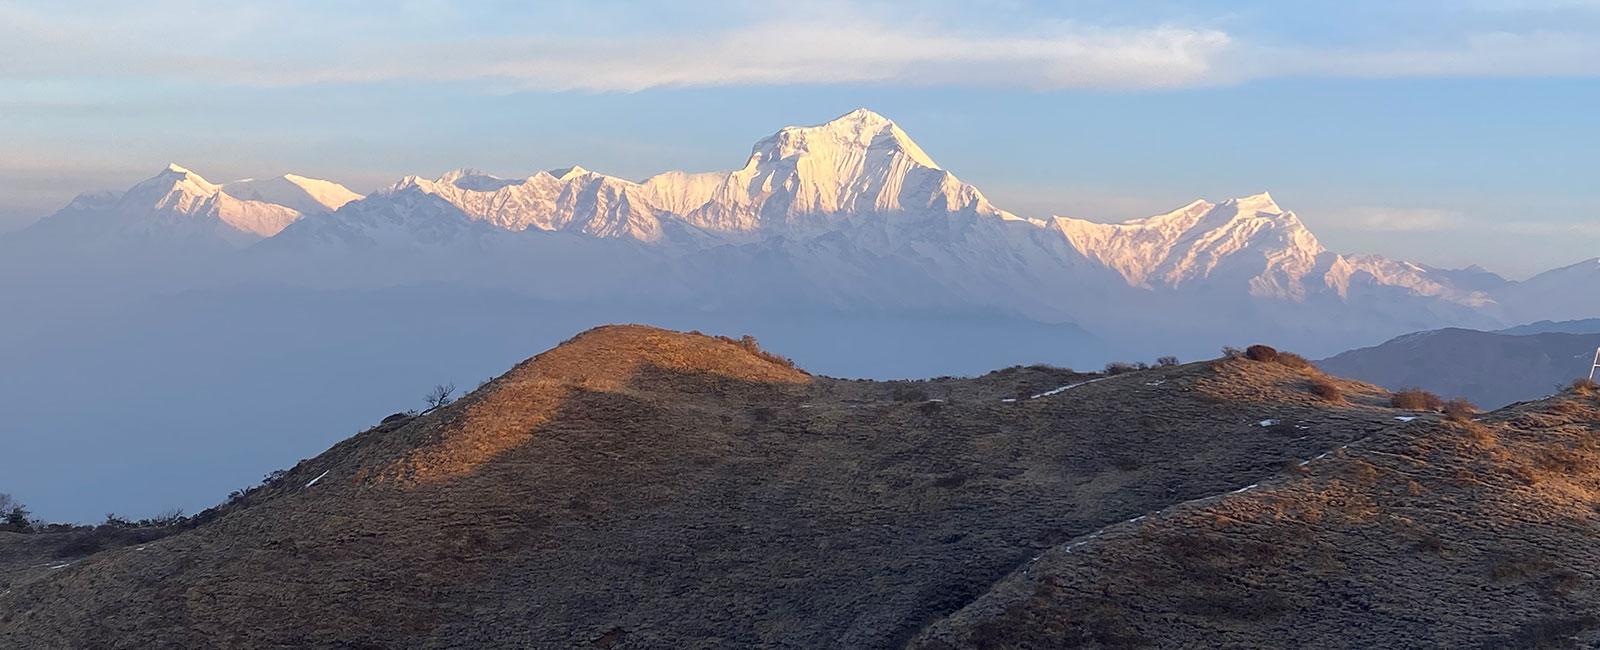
[4,2,1600,92]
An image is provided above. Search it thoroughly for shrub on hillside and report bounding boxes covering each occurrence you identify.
[728,334,798,369]
[1308,377,1343,402]
[1232,344,1313,369]
[1245,345,1279,363]
[1443,398,1478,422]
[1221,346,1244,359]
[1,493,30,533]
[1274,352,1312,369]
[1570,378,1600,395]
[1104,361,1144,375]
[1392,388,1445,411]
[1156,356,1179,367]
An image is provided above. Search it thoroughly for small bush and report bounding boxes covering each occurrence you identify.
[1443,398,1478,422]
[1392,388,1444,411]
[1308,377,1343,402]
[1245,345,1279,363]
[3,506,30,533]
[730,334,798,369]
[1221,346,1244,359]
[1571,378,1600,395]
[1104,361,1141,375]
[1156,356,1179,367]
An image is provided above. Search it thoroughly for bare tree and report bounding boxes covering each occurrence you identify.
[424,382,456,411]
[1,493,31,532]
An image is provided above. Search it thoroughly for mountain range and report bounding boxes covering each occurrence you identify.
[6,108,1594,359]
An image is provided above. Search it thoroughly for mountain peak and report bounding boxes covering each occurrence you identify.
[825,108,895,129]
[431,168,520,192]
[754,108,940,170]
[224,174,363,213]
[550,165,590,181]
[1227,191,1282,215]
[129,163,220,198]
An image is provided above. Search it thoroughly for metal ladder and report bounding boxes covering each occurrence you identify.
[1591,347,1600,382]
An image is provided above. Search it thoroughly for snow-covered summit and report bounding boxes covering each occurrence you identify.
[1055,192,1324,298]
[224,174,363,215]
[752,108,940,171]
[678,108,1009,236]
[18,165,362,250]
[379,167,667,241]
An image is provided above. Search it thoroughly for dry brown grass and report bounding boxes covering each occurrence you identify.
[912,390,1600,650]
[1392,388,1445,411]
[1274,352,1312,370]
[1239,344,1312,370]
[1308,377,1344,403]
[1443,398,1478,422]
[7,324,1415,650]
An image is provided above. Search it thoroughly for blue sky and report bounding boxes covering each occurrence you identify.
[2,0,1598,276]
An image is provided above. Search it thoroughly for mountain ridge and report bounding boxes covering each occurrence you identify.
[5,108,1595,359]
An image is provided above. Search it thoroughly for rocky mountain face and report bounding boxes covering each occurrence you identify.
[7,326,1599,647]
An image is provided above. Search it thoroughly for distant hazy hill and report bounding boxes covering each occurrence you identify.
[1320,327,1600,408]
[1499,318,1600,336]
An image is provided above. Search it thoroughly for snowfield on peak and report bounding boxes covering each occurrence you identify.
[1054,193,1325,300]
[224,174,363,215]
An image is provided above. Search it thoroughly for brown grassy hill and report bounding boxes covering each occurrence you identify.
[3,326,1409,649]
[911,384,1600,649]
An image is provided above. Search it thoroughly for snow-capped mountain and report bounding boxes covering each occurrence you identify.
[9,164,362,251]
[6,108,1595,359]
[1055,193,1322,299]
[382,167,672,242]
[679,108,1023,238]
[341,109,1021,248]
[223,174,363,215]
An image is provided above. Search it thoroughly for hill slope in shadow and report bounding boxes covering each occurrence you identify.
[1,326,1409,648]
[913,384,1600,649]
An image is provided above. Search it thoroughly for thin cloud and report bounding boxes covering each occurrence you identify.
[3,2,1600,91]
[1328,206,1600,237]
[1329,207,1469,232]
